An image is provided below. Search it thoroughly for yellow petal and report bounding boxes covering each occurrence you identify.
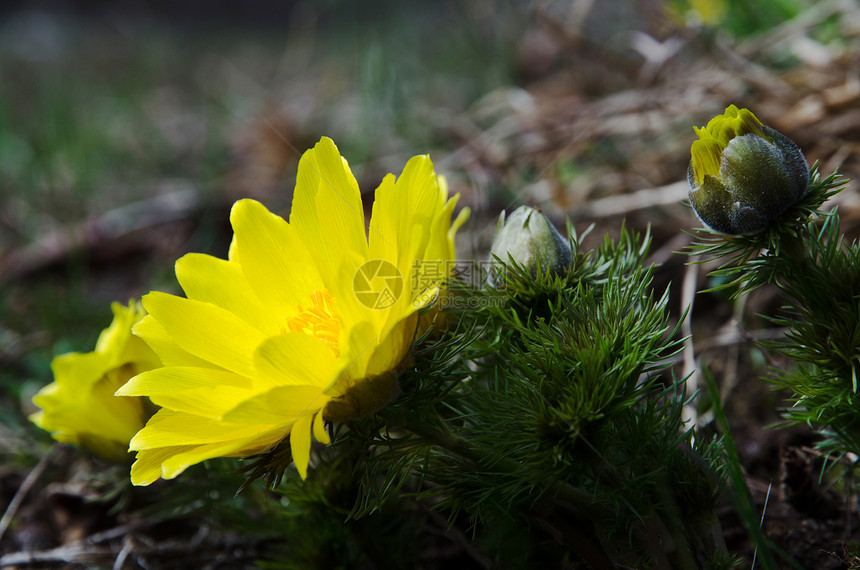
[230,199,324,312]
[325,250,375,334]
[221,384,329,424]
[85,367,145,439]
[131,436,285,485]
[363,313,416,378]
[118,366,249,395]
[133,315,213,368]
[94,301,142,355]
[312,409,330,445]
[366,173,399,263]
[449,205,470,259]
[159,438,276,479]
[153,386,256,418]
[130,409,279,448]
[142,292,265,377]
[252,333,341,389]
[175,253,276,332]
[690,137,724,186]
[368,155,440,272]
[131,446,178,485]
[290,414,314,479]
[99,301,159,371]
[422,192,459,264]
[28,410,46,430]
[312,140,369,261]
[118,367,253,417]
[35,367,145,446]
[337,320,387,386]
[50,352,107,393]
[292,137,367,284]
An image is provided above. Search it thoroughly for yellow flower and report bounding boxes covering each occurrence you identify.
[30,301,160,462]
[118,137,469,484]
[688,105,809,234]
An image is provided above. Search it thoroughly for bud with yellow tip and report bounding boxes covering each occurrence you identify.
[688,105,809,235]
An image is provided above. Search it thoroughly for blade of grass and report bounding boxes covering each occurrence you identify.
[703,366,802,570]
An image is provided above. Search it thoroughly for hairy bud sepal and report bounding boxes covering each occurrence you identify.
[688,105,809,235]
[487,206,572,287]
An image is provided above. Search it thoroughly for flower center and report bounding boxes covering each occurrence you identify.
[285,290,340,356]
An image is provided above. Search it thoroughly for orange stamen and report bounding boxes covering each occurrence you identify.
[285,290,340,356]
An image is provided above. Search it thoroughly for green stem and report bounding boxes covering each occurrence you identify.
[653,470,702,570]
[776,225,807,261]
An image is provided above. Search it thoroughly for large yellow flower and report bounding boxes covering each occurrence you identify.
[30,301,160,462]
[118,137,469,485]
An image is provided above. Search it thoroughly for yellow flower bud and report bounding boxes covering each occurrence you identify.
[688,105,809,234]
[488,206,571,286]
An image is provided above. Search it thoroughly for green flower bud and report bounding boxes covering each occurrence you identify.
[688,105,809,234]
[488,205,572,286]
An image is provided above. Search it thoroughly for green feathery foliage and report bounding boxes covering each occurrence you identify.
[257,445,430,570]
[431,226,728,568]
[265,224,733,568]
[687,162,860,468]
[764,212,860,457]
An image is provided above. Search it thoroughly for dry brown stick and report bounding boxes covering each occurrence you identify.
[713,38,794,96]
[736,0,855,57]
[1,529,219,568]
[680,257,700,427]
[571,180,689,219]
[0,187,208,283]
[0,445,58,544]
[0,544,115,567]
